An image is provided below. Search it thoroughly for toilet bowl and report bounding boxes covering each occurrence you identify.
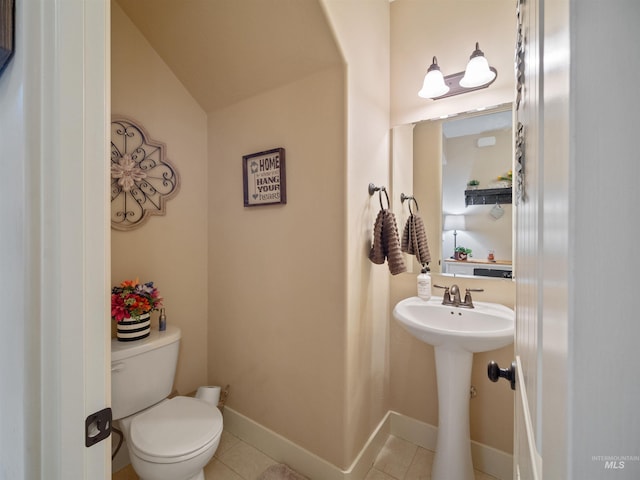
[119,397,223,480]
[111,326,223,480]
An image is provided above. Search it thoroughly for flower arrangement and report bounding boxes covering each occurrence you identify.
[497,170,513,183]
[111,279,163,322]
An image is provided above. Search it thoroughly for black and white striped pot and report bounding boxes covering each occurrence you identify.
[116,313,151,342]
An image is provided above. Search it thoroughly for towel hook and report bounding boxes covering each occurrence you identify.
[400,193,419,215]
[369,183,390,210]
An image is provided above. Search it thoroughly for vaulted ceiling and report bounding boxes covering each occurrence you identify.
[115,0,344,112]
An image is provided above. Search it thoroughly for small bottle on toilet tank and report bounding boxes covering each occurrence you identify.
[159,308,166,331]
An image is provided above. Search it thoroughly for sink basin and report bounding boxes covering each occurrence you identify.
[393,296,514,352]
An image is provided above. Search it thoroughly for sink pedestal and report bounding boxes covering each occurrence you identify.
[431,346,474,480]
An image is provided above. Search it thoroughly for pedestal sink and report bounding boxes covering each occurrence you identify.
[393,296,514,480]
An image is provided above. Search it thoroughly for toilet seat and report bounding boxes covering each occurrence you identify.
[129,396,223,464]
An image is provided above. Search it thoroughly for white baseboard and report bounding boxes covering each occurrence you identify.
[222,407,512,480]
[223,406,388,479]
[470,439,513,480]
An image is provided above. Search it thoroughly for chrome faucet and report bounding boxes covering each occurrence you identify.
[449,284,462,306]
[434,284,484,308]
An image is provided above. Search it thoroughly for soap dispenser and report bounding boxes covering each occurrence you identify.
[417,265,431,301]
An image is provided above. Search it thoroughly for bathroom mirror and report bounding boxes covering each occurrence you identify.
[410,104,514,279]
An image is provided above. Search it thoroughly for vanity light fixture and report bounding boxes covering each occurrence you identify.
[460,42,497,87]
[418,42,498,100]
[418,57,450,99]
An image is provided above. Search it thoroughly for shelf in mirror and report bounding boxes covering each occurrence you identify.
[464,187,512,206]
[443,258,512,278]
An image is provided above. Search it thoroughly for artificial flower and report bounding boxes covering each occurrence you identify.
[111,279,163,322]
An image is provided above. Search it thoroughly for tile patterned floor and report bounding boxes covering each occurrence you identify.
[365,435,498,480]
[112,432,498,480]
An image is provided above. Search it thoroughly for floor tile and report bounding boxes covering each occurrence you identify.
[215,430,242,458]
[364,468,398,480]
[112,464,138,480]
[215,438,278,479]
[113,431,500,480]
[373,435,418,479]
[474,470,499,480]
[404,447,434,480]
[204,458,245,480]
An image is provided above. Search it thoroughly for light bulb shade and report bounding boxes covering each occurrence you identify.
[418,57,450,98]
[460,43,496,88]
[444,214,466,231]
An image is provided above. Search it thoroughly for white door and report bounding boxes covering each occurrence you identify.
[512,0,543,476]
[0,0,110,477]
[40,0,111,478]
[512,0,570,478]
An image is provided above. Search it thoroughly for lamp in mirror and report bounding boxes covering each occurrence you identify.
[418,42,497,100]
[443,214,467,256]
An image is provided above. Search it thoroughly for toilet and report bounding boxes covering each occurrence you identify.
[111,325,223,480]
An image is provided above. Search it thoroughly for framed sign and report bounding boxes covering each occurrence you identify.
[242,148,286,207]
[0,0,15,76]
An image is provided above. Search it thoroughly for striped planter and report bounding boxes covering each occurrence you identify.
[116,313,151,342]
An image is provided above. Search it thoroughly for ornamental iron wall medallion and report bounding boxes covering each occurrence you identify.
[111,118,180,230]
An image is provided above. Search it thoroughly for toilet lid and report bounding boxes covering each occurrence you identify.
[130,396,223,459]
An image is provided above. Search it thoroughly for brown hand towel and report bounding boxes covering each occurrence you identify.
[369,209,386,265]
[383,210,407,275]
[401,216,415,254]
[412,214,431,265]
[401,214,431,266]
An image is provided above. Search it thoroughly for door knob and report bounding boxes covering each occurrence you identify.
[487,360,516,390]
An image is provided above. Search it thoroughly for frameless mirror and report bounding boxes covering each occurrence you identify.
[410,104,513,279]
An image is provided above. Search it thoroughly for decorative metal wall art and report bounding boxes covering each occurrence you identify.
[0,0,15,76]
[515,121,525,205]
[515,12,525,110]
[111,118,180,230]
[514,0,526,205]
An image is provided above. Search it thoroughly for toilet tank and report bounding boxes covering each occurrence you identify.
[111,325,181,420]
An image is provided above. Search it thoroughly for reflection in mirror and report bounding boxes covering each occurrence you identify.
[410,104,513,279]
[441,107,512,278]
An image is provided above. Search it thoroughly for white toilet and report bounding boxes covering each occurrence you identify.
[111,325,223,480]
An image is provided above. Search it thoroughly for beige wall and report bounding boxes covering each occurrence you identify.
[206,66,348,466]
[206,1,390,469]
[391,0,515,126]
[111,2,209,396]
[321,0,392,467]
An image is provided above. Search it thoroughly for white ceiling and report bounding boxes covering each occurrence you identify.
[115,0,343,112]
[442,109,512,138]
